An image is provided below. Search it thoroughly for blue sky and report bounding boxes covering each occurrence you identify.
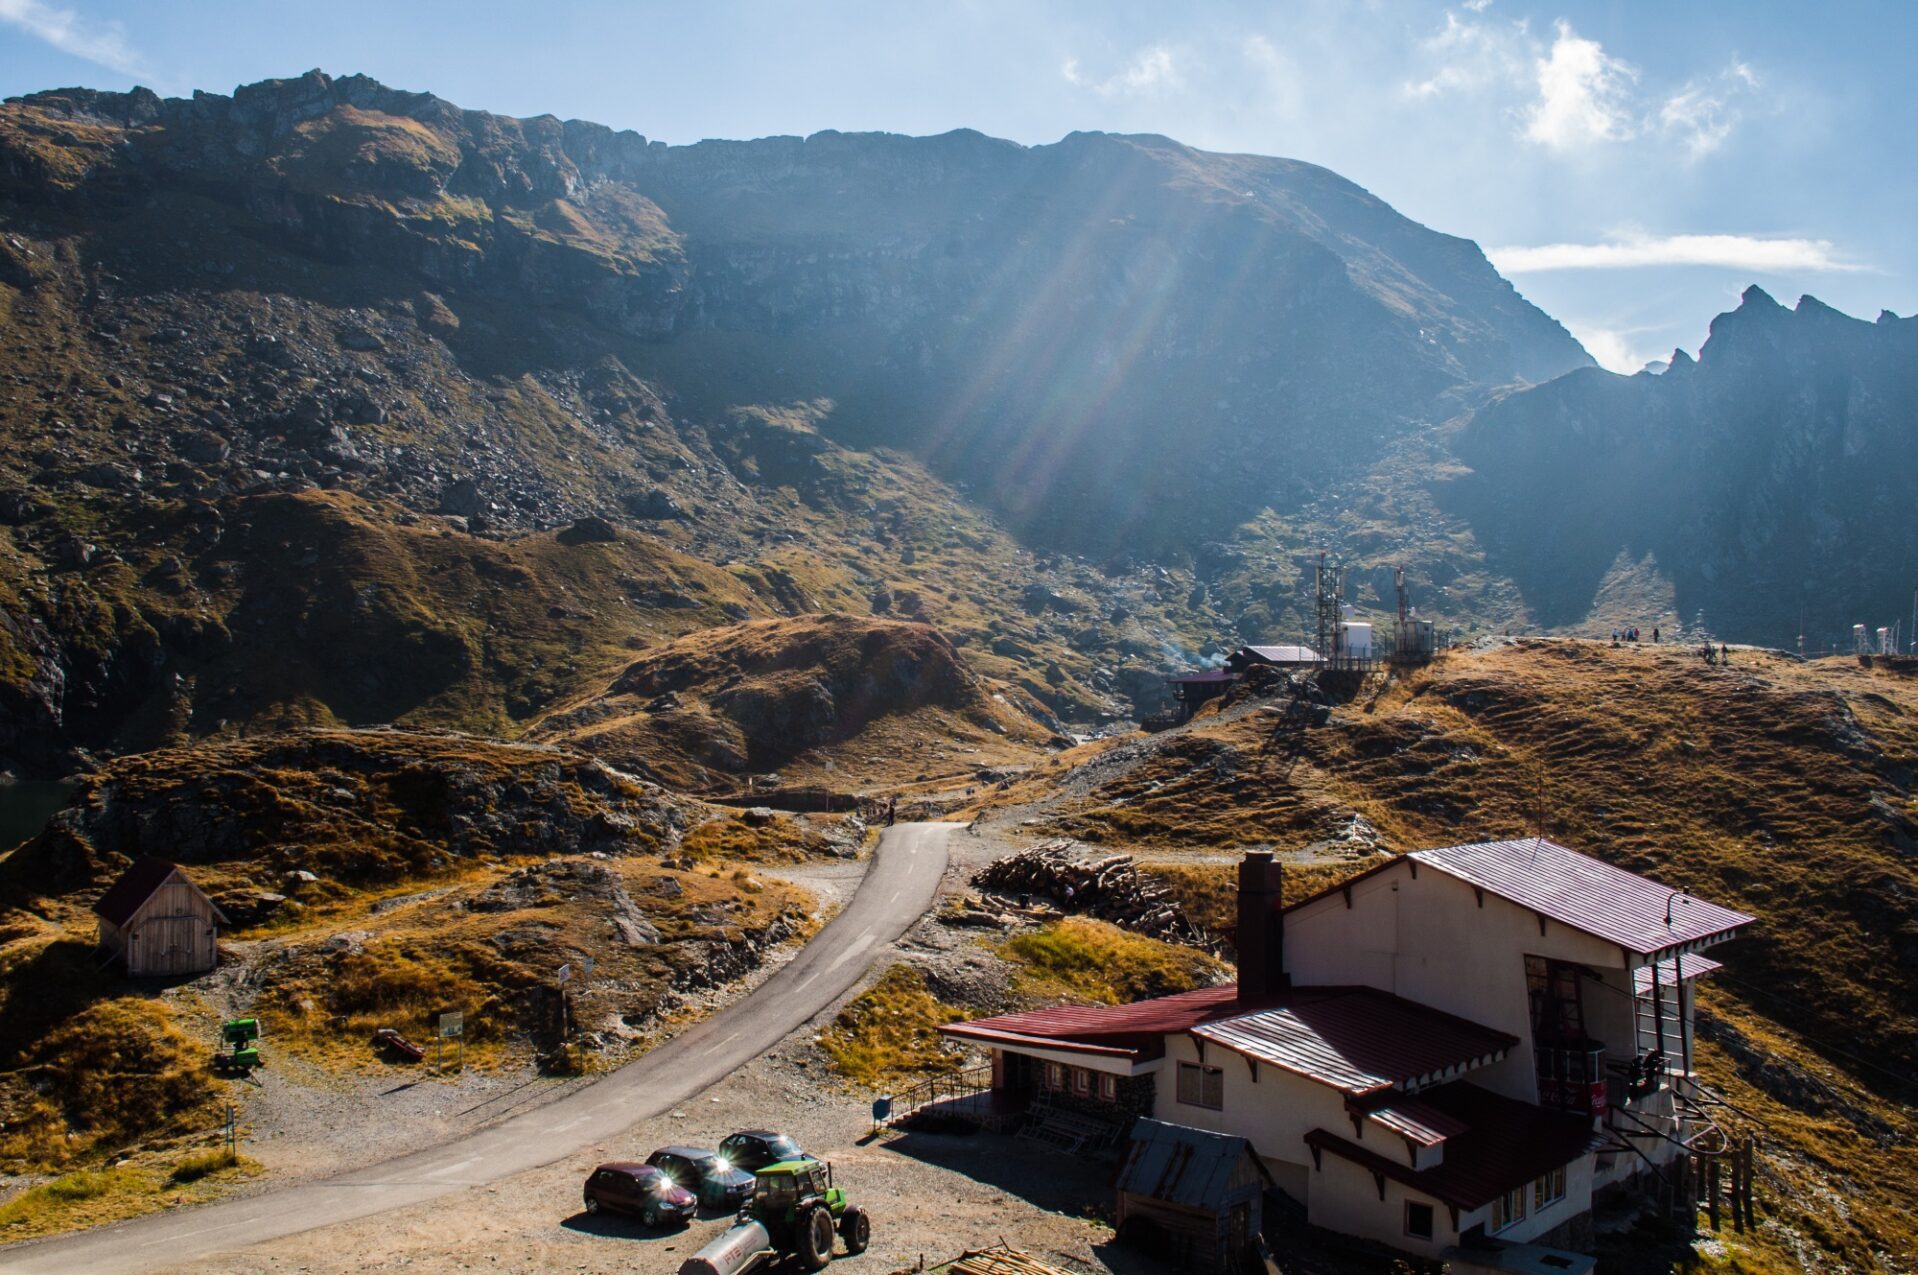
[2,0,1911,372]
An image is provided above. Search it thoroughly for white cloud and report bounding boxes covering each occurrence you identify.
[1403,12,1527,100]
[1566,323,1652,374]
[1462,0,1495,10]
[1523,22,1638,151]
[0,0,146,78]
[1062,45,1182,98]
[1488,233,1867,274]
[1408,13,1761,160]
[1659,62,1762,161]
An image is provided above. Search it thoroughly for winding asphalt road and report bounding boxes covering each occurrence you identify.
[0,823,954,1274]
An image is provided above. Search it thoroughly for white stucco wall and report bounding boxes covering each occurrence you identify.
[1285,861,1632,1102]
[1149,1034,1461,1207]
[1307,1145,1598,1256]
[1307,1152,1459,1260]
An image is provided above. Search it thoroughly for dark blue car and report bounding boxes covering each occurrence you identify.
[645,1146,755,1211]
[717,1130,813,1173]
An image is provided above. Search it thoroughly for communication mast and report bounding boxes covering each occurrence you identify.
[1314,551,1345,663]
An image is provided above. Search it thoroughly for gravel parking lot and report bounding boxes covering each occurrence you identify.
[171,1030,1162,1274]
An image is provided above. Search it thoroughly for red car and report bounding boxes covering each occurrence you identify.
[582,1162,697,1227]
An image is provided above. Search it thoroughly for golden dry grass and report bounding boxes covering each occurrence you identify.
[819,965,972,1089]
[997,917,1228,1006]
[533,613,1046,793]
[0,1152,261,1241]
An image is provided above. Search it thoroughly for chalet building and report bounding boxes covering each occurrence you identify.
[941,840,1752,1268]
[1167,646,1326,721]
[1166,668,1238,720]
[94,857,228,977]
[1225,644,1321,674]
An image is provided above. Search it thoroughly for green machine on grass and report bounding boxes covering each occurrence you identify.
[214,1017,261,1073]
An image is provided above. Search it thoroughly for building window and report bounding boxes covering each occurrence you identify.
[1489,1187,1527,1234]
[1071,1067,1091,1097]
[1098,1072,1118,1102]
[1176,1061,1224,1110]
[1534,1166,1567,1210]
[1404,1200,1435,1240]
[1044,1061,1065,1091]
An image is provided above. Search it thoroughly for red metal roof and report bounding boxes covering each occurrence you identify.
[941,985,1239,1057]
[1192,988,1517,1095]
[1409,839,1753,957]
[1633,953,1722,993]
[1306,1081,1606,1210]
[942,984,1514,1095]
[1363,1097,1471,1148]
[91,857,228,927]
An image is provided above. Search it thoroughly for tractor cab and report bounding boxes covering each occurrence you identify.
[752,1159,838,1216]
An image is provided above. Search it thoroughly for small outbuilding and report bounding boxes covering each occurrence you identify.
[93,857,228,977]
[1117,1117,1272,1272]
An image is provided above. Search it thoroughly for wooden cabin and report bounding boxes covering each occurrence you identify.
[1117,1118,1272,1272]
[94,858,228,977]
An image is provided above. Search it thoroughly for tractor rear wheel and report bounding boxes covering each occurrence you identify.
[840,1205,871,1254]
[797,1204,835,1271]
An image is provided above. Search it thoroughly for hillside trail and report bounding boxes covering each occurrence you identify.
[0,825,955,1275]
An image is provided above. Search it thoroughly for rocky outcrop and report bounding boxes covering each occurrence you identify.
[0,729,695,907]
[1448,289,1918,643]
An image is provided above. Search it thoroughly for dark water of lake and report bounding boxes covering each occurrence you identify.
[0,779,78,852]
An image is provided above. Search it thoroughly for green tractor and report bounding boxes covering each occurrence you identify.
[750,1159,869,1271]
[678,1159,871,1275]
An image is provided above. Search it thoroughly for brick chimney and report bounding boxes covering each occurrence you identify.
[1236,850,1288,1005]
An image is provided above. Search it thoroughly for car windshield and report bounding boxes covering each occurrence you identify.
[764,1136,802,1160]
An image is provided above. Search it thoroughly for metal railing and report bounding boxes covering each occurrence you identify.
[888,1064,993,1124]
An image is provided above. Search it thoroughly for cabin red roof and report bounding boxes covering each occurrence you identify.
[1306,1081,1606,1210]
[1363,1096,1471,1148]
[942,983,1514,1095]
[92,857,226,927]
[1407,839,1753,956]
[1192,987,1517,1095]
[940,985,1239,1057]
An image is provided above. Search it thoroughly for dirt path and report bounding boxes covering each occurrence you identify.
[0,825,955,1275]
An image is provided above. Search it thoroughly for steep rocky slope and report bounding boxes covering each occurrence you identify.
[0,69,1597,771]
[1,69,1586,549]
[1449,289,1918,645]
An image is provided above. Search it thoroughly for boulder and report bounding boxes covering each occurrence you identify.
[439,478,487,517]
[620,487,688,521]
[559,514,620,544]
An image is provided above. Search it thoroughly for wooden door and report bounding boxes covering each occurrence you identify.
[138,914,206,975]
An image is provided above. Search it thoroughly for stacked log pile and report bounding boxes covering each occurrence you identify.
[967,840,1213,948]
